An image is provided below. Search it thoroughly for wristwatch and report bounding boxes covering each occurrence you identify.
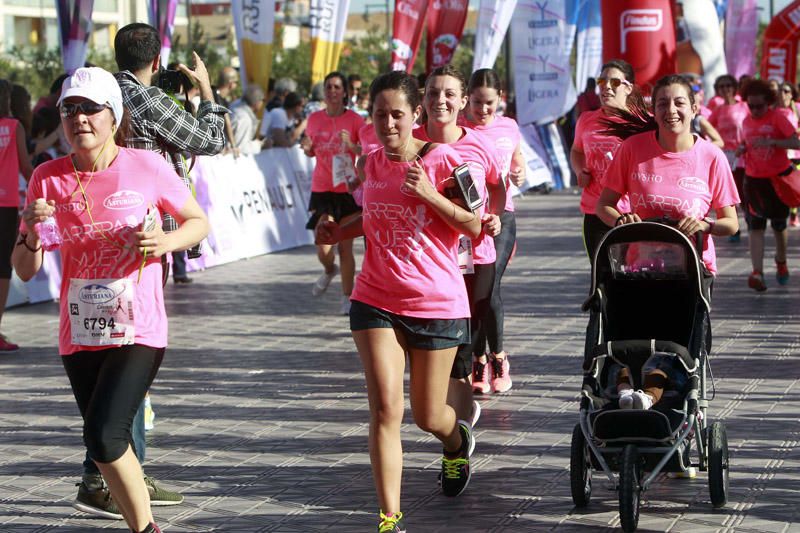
[702,216,715,233]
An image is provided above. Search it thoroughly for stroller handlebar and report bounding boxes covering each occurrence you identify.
[639,216,704,256]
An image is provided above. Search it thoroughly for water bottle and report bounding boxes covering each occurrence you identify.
[35,216,62,251]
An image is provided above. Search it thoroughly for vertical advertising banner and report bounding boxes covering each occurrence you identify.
[310,0,351,84]
[426,0,470,72]
[148,0,179,67]
[725,0,757,78]
[760,0,800,83]
[512,0,578,125]
[575,0,603,91]
[472,0,518,71]
[676,0,727,100]
[232,0,275,92]
[390,0,430,71]
[55,0,94,74]
[601,0,676,92]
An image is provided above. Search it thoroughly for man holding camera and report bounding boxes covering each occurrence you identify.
[70,22,227,520]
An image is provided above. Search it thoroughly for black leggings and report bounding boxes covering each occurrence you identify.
[480,211,516,354]
[452,262,496,379]
[62,345,164,464]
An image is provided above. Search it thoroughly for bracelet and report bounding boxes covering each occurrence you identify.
[16,233,41,252]
[615,213,629,226]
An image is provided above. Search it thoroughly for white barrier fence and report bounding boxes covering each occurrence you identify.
[7,141,549,308]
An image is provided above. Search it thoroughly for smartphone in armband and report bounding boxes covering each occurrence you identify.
[142,205,158,233]
[452,163,484,214]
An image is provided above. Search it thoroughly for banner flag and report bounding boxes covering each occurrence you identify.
[675,0,726,102]
[724,0,757,78]
[426,0,470,72]
[148,0,179,67]
[760,0,800,83]
[601,0,676,92]
[390,0,430,71]
[472,0,518,71]
[232,0,275,92]
[55,0,94,74]
[310,0,351,84]
[575,0,603,92]
[512,0,578,125]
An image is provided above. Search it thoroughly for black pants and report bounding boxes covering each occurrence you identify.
[451,262,496,379]
[63,345,164,464]
[583,213,611,263]
[479,211,516,354]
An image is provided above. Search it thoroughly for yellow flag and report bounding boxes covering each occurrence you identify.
[232,0,275,93]
[310,0,351,84]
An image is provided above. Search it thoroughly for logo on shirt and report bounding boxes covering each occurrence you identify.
[78,284,117,304]
[104,190,144,210]
[678,177,709,194]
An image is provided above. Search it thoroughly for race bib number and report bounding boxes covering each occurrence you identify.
[68,279,135,346]
[458,236,474,275]
[332,153,358,188]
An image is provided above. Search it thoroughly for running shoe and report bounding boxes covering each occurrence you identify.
[776,259,790,285]
[668,467,698,479]
[472,359,492,394]
[748,270,767,292]
[440,420,474,497]
[144,475,184,506]
[73,475,123,520]
[312,264,339,296]
[469,400,482,428]
[377,511,406,533]
[491,355,512,393]
[728,231,740,243]
[0,334,19,353]
[140,524,163,533]
[340,295,352,315]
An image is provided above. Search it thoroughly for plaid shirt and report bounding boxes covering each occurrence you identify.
[114,71,227,255]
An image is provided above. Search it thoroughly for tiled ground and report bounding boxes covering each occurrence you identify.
[1,192,799,532]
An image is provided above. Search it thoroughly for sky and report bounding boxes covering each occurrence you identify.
[349,0,790,23]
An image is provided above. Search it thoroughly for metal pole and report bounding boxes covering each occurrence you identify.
[187,0,193,53]
[770,0,774,19]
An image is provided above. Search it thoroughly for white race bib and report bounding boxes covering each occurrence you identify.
[68,278,135,346]
[332,153,357,188]
[458,236,474,275]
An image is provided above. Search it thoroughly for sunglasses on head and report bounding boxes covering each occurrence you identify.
[59,101,109,118]
[596,77,631,89]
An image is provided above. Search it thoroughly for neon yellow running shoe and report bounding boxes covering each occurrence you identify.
[378,511,406,533]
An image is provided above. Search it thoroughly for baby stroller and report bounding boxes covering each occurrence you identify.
[572,221,729,532]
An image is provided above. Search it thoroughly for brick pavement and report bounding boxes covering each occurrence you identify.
[1,192,799,532]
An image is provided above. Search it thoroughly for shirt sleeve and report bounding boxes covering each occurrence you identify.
[152,154,193,218]
[604,138,630,195]
[708,148,741,209]
[774,111,797,138]
[149,90,227,156]
[573,114,586,151]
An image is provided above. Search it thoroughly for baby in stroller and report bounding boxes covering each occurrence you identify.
[612,351,687,410]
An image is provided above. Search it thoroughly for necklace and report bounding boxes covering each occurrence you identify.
[70,139,123,249]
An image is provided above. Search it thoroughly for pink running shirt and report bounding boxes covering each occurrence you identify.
[573,109,630,215]
[0,117,21,207]
[709,102,749,154]
[777,106,800,161]
[305,109,364,193]
[742,108,796,178]
[605,131,740,274]
[23,148,192,355]
[358,123,381,156]
[463,115,521,213]
[351,144,470,319]
[414,127,501,264]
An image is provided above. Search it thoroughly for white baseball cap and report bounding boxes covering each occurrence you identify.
[58,67,124,126]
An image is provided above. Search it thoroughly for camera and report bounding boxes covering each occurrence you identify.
[155,68,192,95]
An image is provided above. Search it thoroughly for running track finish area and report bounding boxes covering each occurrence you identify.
[1,192,798,532]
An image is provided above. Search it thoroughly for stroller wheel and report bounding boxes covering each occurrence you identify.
[619,444,642,532]
[569,423,592,507]
[707,421,730,508]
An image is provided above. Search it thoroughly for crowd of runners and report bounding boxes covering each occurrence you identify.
[2,22,799,530]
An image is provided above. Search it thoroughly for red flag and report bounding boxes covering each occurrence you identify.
[426,0,470,73]
[760,0,800,83]
[601,0,676,93]
[390,0,429,72]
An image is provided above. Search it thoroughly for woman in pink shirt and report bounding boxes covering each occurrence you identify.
[301,71,365,314]
[316,71,480,532]
[11,68,209,533]
[462,68,525,394]
[416,65,506,430]
[739,79,800,291]
[0,79,33,352]
[776,81,800,227]
[570,59,637,261]
[597,74,740,276]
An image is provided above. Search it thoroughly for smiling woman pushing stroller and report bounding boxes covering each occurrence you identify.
[595,74,740,410]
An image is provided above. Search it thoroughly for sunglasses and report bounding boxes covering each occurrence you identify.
[596,77,632,89]
[782,88,794,94]
[59,101,110,118]
[747,102,767,111]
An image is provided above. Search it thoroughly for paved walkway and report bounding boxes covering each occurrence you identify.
[1,192,799,532]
